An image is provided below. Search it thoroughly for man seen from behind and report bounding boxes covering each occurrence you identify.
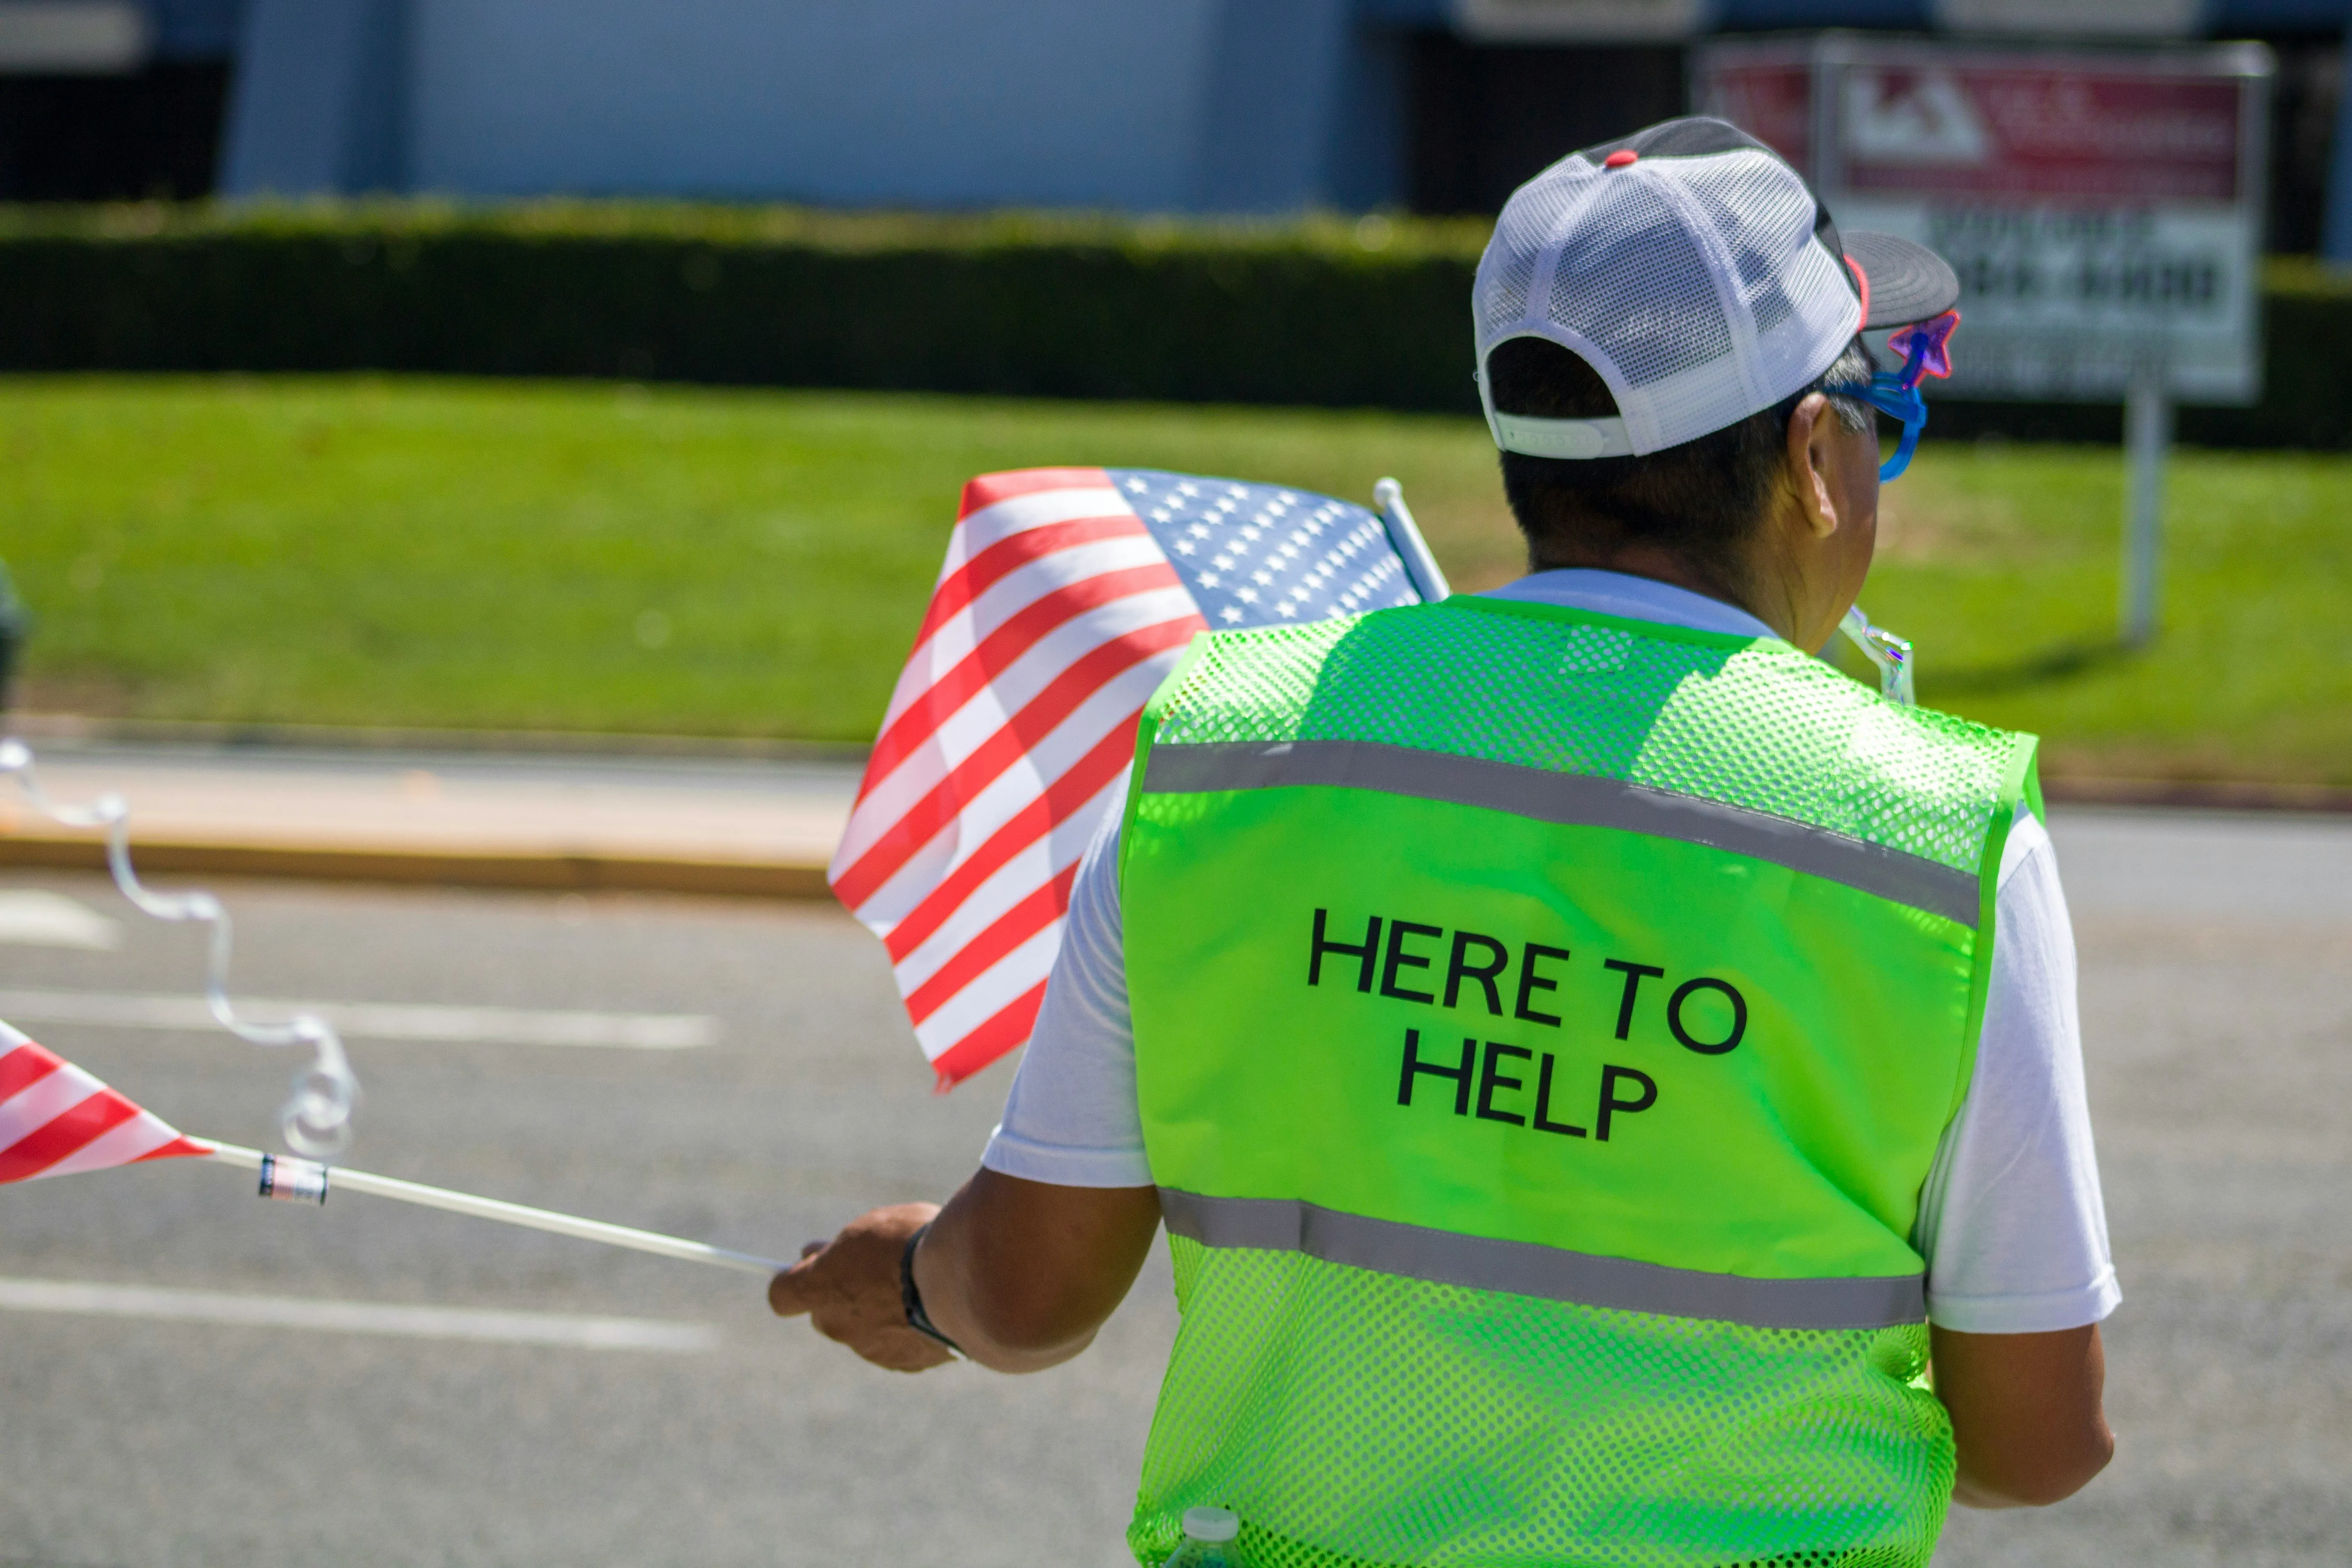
[770,117,2119,1567]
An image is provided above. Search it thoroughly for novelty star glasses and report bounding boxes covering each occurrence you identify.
[1830,309,1959,483]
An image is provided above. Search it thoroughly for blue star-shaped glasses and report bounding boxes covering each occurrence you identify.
[1836,309,1960,482]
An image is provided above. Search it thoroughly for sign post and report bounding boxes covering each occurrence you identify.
[2123,370,2172,645]
[1698,36,2272,647]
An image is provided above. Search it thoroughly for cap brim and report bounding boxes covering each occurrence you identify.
[1843,232,1960,330]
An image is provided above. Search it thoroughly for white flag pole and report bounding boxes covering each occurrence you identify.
[1374,478,1450,603]
[201,1143,787,1277]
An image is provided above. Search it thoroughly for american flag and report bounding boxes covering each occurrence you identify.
[2,1020,210,1182]
[829,467,1445,1087]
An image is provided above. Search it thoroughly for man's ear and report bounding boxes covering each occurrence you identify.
[1783,391,1841,540]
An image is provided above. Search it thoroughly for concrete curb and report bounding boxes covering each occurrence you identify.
[0,831,834,900]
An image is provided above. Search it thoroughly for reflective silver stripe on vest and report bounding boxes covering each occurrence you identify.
[1160,1190,1927,1331]
[1142,739,1978,926]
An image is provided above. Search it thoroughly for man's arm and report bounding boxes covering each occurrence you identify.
[1931,1323,2114,1507]
[767,1169,1161,1374]
[1918,817,2118,1509]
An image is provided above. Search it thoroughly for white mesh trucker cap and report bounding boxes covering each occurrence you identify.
[1473,117,1960,460]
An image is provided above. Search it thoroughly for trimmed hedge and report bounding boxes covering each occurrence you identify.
[3,202,2350,445]
[0,202,1490,411]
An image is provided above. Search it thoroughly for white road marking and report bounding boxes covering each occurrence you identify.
[0,1276,718,1352]
[0,890,120,950]
[0,989,718,1049]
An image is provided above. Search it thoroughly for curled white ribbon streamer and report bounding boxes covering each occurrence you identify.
[0,737,359,1158]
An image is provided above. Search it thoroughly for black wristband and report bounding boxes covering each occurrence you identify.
[899,1222,962,1355]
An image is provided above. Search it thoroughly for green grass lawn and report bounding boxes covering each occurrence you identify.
[2,375,2344,784]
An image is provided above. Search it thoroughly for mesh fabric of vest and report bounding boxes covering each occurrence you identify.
[1123,600,2038,1568]
[1140,1242,1945,1568]
[1140,602,2024,874]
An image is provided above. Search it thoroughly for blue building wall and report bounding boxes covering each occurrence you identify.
[145,0,243,57]
[407,0,1215,207]
[221,0,1392,213]
[216,0,2352,249]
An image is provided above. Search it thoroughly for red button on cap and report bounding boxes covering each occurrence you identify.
[1604,149,1639,168]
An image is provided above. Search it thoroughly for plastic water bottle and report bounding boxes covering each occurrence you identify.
[1160,1506,1241,1568]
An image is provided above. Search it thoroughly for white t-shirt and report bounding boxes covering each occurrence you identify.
[983,570,2120,1335]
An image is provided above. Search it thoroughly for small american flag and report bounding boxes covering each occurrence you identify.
[2,1021,210,1182]
[830,467,1445,1087]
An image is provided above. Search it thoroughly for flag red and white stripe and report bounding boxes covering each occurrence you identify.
[828,469,1207,1088]
[1,1020,212,1182]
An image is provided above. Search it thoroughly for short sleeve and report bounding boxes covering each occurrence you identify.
[979,775,1152,1188]
[1915,812,2122,1333]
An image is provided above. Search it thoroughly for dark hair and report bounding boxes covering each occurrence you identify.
[1489,336,1872,602]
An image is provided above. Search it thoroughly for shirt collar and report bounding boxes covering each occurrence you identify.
[1478,569,1779,642]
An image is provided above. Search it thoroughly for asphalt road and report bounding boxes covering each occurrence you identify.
[1,805,2347,1568]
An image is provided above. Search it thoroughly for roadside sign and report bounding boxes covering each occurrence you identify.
[1697,35,2273,647]
[1697,35,2272,405]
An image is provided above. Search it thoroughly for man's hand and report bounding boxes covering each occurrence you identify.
[767,1201,953,1374]
[772,1172,1161,1375]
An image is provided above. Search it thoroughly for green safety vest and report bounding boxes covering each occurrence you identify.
[1118,596,2039,1568]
